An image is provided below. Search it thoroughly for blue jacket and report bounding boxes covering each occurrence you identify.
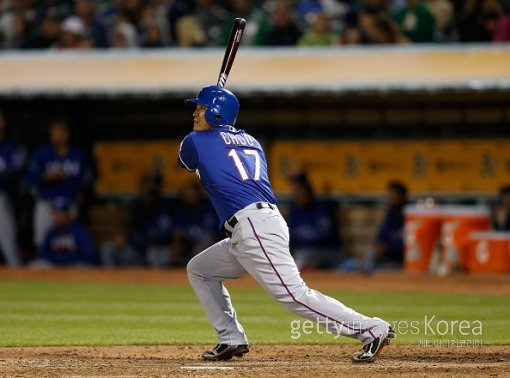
[37,221,99,266]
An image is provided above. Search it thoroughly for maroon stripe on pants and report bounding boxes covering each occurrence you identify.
[247,217,371,335]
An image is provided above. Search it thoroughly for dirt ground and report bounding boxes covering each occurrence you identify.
[0,345,509,378]
[1,268,509,377]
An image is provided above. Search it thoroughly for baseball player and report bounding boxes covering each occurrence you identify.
[179,86,395,363]
[26,120,91,247]
[34,196,99,267]
[0,111,23,267]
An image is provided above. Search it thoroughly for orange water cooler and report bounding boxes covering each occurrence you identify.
[404,206,443,272]
[439,206,491,272]
[468,232,510,274]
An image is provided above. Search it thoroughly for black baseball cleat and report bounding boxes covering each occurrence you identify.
[352,325,396,363]
[202,344,249,361]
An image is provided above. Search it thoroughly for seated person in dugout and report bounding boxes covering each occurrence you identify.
[364,181,407,272]
[101,172,174,268]
[31,196,99,267]
[171,181,219,265]
[286,172,342,270]
[491,185,510,231]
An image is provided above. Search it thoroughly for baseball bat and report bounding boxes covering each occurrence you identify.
[217,18,246,88]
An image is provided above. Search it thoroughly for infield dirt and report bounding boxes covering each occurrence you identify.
[0,344,509,377]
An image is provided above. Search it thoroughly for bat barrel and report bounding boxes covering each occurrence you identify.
[216,18,246,88]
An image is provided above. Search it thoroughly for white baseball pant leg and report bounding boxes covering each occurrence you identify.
[33,199,53,248]
[0,193,21,266]
[187,238,249,345]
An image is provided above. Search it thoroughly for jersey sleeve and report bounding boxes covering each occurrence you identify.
[178,134,199,171]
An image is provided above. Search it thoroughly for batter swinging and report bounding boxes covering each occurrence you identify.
[178,86,395,363]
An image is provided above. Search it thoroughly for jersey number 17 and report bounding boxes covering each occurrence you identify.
[228,149,261,181]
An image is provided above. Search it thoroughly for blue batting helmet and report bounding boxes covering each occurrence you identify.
[185,86,239,128]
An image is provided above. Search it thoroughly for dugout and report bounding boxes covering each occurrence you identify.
[2,46,510,257]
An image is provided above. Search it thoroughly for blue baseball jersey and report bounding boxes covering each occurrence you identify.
[0,139,23,195]
[26,145,91,202]
[37,221,100,266]
[179,127,277,228]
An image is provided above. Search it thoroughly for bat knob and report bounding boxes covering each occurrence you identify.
[235,18,247,26]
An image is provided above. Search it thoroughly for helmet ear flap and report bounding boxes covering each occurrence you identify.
[205,107,221,127]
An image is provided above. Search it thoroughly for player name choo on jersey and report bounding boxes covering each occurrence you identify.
[220,131,255,147]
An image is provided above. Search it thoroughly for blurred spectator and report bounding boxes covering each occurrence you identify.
[458,0,505,42]
[286,172,342,270]
[118,0,145,26]
[491,185,510,231]
[141,22,164,47]
[425,0,454,41]
[193,0,228,46]
[149,0,172,46]
[363,181,407,272]
[139,4,168,47]
[367,13,407,43]
[222,0,270,45]
[394,0,435,43]
[24,15,61,49]
[4,13,29,48]
[342,7,407,45]
[0,111,23,267]
[167,0,195,42]
[175,15,207,46]
[171,181,218,265]
[341,0,390,45]
[0,0,21,48]
[26,119,92,248]
[266,0,302,46]
[111,18,139,48]
[31,196,99,267]
[73,0,109,47]
[493,12,510,41]
[34,0,71,26]
[101,172,174,268]
[295,0,324,20]
[57,16,91,49]
[298,11,337,46]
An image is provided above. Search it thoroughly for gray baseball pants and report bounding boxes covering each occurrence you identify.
[187,203,385,346]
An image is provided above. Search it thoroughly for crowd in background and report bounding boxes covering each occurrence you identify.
[1,0,510,50]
